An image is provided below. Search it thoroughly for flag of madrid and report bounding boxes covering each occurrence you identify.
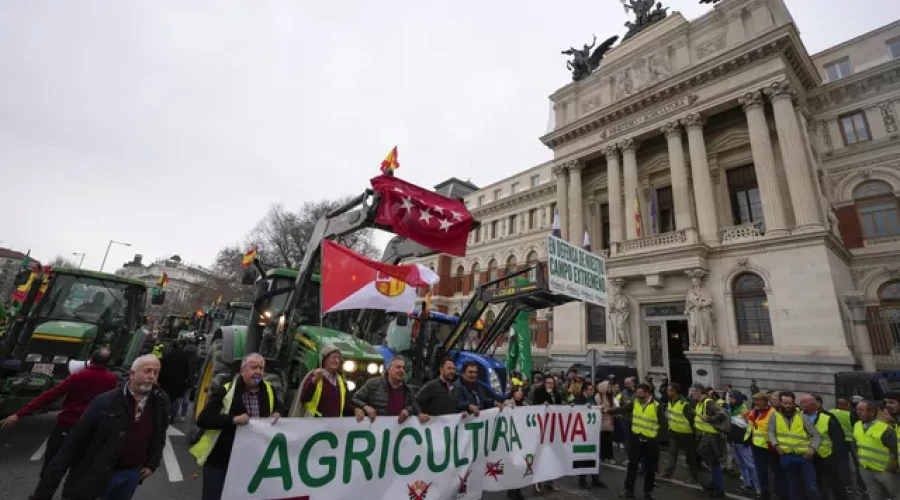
[321,240,440,313]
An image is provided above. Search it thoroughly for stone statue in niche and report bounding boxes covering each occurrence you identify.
[608,279,632,347]
[685,270,716,347]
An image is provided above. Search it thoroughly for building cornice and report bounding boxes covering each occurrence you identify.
[540,26,819,150]
[470,184,555,218]
[808,59,900,114]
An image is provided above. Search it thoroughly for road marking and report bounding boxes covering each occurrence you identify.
[603,462,752,500]
[166,426,184,437]
[30,438,48,462]
[162,435,184,482]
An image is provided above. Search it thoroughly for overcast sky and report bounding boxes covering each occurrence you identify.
[2,0,897,271]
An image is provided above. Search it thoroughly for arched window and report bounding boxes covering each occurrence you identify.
[487,259,499,284]
[873,280,900,355]
[880,281,900,303]
[471,263,481,288]
[733,273,773,345]
[526,250,539,281]
[502,255,517,286]
[454,265,465,294]
[854,180,900,239]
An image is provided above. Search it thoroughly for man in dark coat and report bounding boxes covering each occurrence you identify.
[158,339,190,424]
[455,360,502,415]
[353,357,430,423]
[416,357,466,417]
[30,355,169,500]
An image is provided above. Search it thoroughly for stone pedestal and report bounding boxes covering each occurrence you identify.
[685,349,724,388]
[602,347,638,368]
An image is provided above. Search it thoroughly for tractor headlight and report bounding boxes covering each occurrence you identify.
[489,368,502,395]
[26,353,42,363]
[263,310,272,319]
[343,360,357,373]
[346,380,357,391]
[52,356,69,364]
[367,363,378,375]
[379,364,384,374]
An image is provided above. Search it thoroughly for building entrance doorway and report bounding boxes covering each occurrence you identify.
[642,303,692,391]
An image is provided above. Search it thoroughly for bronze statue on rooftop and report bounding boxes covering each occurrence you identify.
[561,34,619,82]
[621,0,669,41]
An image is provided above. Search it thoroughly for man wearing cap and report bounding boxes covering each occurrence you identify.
[298,344,353,417]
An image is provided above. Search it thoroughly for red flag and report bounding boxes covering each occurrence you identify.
[370,175,474,256]
[321,240,439,313]
[242,248,258,268]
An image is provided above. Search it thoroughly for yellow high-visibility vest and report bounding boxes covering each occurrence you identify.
[853,420,892,472]
[751,408,774,449]
[814,413,833,458]
[190,379,274,466]
[631,400,660,438]
[694,398,718,434]
[774,413,812,455]
[829,409,853,442]
[666,399,692,434]
[304,374,346,417]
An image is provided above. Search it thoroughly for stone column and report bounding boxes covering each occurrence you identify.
[587,195,598,251]
[605,145,624,245]
[568,160,585,245]
[661,121,695,235]
[595,191,606,252]
[739,90,789,236]
[766,81,824,232]
[552,163,569,240]
[682,113,719,244]
[844,292,876,373]
[621,139,640,239]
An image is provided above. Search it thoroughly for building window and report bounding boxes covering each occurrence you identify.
[493,189,502,201]
[733,273,773,345]
[824,58,852,82]
[478,195,484,206]
[587,304,607,343]
[454,265,464,294]
[854,180,900,239]
[502,255,517,286]
[727,165,765,232]
[528,209,537,230]
[526,250,539,281]
[508,214,518,235]
[490,220,498,239]
[839,111,871,145]
[487,259,499,284]
[511,182,519,195]
[653,186,675,234]
[601,203,610,250]
[473,225,481,243]
[471,263,481,288]
[889,38,900,60]
[530,174,540,188]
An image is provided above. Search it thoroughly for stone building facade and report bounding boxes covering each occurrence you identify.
[406,0,900,404]
[116,254,220,320]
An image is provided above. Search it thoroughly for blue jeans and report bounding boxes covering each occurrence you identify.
[780,454,820,500]
[732,443,760,490]
[106,468,141,500]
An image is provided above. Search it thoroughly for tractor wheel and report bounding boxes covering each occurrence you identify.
[186,339,231,444]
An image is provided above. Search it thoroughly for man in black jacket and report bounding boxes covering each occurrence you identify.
[416,358,467,417]
[352,357,430,423]
[193,353,282,500]
[159,339,190,424]
[30,354,169,500]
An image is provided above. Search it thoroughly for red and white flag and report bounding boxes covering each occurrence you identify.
[370,175,475,257]
[321,240,440,313]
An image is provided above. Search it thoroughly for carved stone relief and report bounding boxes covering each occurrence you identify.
[614,48,671,101]
[819,120,833,151]
[696,34,726,60]
[880,101,898,134]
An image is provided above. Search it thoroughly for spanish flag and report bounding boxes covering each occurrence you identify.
[474,318,485,330]
[242,248,257,268]
[634,190,643,238]
[380,146,400,175]
[157,272,169,288]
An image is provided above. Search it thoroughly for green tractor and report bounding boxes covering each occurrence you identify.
[0,267,153,417]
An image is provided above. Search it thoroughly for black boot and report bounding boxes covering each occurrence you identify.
[578,477,589,489]
[507,489,525,500]
[591,476,607,489]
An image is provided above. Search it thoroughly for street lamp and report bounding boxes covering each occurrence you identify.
[99,240,131,272]
[72,252,86,268]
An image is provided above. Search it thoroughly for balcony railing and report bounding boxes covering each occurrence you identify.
[615,229,688,255]
[866,306,900,370]
[720,222,764,244]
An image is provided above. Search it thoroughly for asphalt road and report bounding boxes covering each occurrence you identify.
[0,412,753,500]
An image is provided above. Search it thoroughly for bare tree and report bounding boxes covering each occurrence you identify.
[49,255,79,268]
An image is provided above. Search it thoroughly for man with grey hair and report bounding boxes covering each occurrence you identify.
[192,352,282,500]
[353,356,429,424]
[31,354,169,500]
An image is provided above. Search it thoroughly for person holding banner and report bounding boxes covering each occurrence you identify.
[607,382,668,500]
[298,344,353,417]
[416,357,466,417]
[352,357,430,423]
[191,353,283,500]
[456,360,503,416]
[531,376,564,493]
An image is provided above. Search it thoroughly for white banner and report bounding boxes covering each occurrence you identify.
[547,234,606,307]
[222,406,601,500]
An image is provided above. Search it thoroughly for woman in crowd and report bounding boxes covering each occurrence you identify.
[531,377,562,493]
[595,380,617,464]
[504,385,527,500]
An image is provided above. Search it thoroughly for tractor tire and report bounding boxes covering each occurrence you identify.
[186,339,231,444]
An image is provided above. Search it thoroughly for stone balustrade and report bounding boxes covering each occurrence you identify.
[720,222,764,244]
[616,229,688,255]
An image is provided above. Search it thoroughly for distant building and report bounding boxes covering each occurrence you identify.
[0,248,41,303]
[116,254,219,318]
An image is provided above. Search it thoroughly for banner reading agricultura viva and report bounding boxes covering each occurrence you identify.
[222,406,601,500]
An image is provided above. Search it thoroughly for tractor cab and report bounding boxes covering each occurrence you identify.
[0,268,149,416]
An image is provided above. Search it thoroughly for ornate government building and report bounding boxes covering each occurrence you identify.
[408,0,900,404]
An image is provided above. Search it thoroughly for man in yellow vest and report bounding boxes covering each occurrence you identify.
[690,383,728,498]
[830,397,857,491]
[191,353,282,500]
[853,399,899,499]
[768,391,822,500]
[799,394,848,500]
[606,382,666,500]
[297,344,352,417]
[747,392,784,500]
[661,382,699,483]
